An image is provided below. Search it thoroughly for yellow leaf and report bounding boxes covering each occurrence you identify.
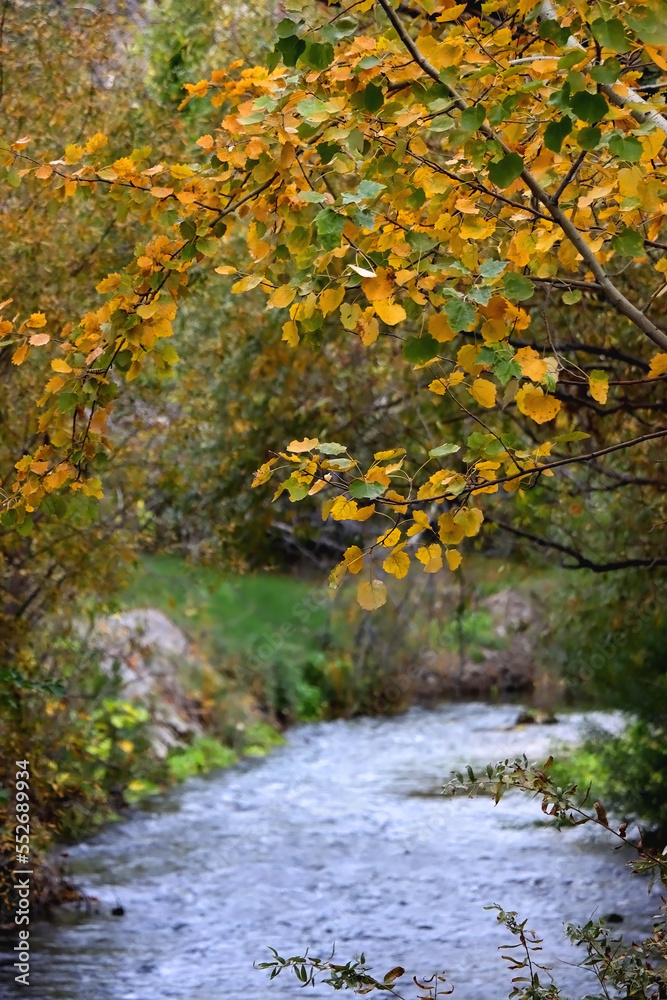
[377,527,401,547]
[214,265,237,275]
[330,496,360,521]
[428,313,456,343]
[85,132,108,154]
[329,560,347,589]
[287,437,319,453]
[29,333,50,346]
[344,545,365,574]
[460,215,496,240]
[437,2,466,20]
[515,386,562,423]
[457,344,485,375]
[445,549,462,570]
[51,358,73,374]
[282,320,300,347]
[96,273,122,294]
[319,287,345,316]
[384,489,408,513]
[588,370,609,405]
[416,543,443,573]
[438,512,465,545]
[374,299,406,326]
[357,579,388,611]
[352,504,376,521]
[453,507,484,537]
[383,547,410,579]
[232,274,263,294]
[11,343,28,366]
[64,143,84,164]
[648,352,667,378]
[268,284,297,309]
[374,448,405,461]
[428,379,448,395]
[359,312,379,346]
[26,313,47,329]
[469,378,496,408]
[252,459,277,488]
[515,346,547,382]
[361,268,394,301]
[45,376,65,393]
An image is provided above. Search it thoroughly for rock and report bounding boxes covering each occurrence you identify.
[412,587,543,699]
[87,609,204,756]
[515,709,559,726]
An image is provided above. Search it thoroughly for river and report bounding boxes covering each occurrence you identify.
[3,703,659,999]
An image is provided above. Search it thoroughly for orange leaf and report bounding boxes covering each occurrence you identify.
[26,313,47,329]
[11,343,29,365]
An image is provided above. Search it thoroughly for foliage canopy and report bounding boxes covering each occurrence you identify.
[2,0,667,609]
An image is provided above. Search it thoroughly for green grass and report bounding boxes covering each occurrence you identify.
[120,554,331,657]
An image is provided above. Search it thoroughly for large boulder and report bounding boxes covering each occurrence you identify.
[90,609,204,757]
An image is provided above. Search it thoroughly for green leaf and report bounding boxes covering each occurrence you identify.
[538,19,570,45]
[610,226,645,257]
[406,231,439,253]
[317,141,340,164]
[317,442,347,455]
[403,334,439,364]
[591,17,630,53]
[502,272,534,301]
[296,96,329,119]
[487,152,524,188]
[608,133,643,162]
[562,289,582,304]
[301,41,334,70]
[349,479,387,500]
[363,83,384,112]
[179,219,196,239]
[275,34,306,66]
[479,259,507,278]
[276,17,301,38]
[460,104,486,132]
[494,358,522,386]
[626,3,667,46]
[570,91,608,124]
[195,238,217,256]
[315,209,347,250]
[544,116,573,153]
[429,443,461,458]
[445,298,477,332]
[590,58,622,84]
[576,126,601,151]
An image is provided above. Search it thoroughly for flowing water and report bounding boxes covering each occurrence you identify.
[2,704,659,1000]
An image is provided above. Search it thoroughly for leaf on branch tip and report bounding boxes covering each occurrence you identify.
[357,579,387,611]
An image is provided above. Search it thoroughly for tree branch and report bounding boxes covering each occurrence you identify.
[374,0,667,352]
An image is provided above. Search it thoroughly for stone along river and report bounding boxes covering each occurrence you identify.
[9,704,660,1000]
